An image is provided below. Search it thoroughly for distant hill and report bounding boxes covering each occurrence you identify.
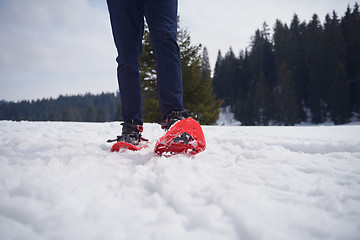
[0,92,123,122]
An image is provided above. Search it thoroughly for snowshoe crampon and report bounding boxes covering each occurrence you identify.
[110,142,142,152]
[154,117,206,156]
[109,136,149,152]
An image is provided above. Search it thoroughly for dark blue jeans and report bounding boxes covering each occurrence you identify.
[107,0,184,125]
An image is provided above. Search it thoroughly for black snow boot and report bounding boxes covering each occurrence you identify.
[107,122,147,145]
[161,110,189,131]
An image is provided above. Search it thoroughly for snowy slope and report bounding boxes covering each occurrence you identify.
[0,121,360,240]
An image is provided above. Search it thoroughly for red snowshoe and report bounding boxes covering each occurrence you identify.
[110,140,148,152]
[154,117,206,155]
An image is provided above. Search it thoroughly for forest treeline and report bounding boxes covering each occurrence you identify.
[213,3,360,125]
[0,93,122,122]
[1,3,359,125]
[0,18,221,124]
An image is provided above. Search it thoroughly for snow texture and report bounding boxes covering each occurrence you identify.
[0,121,360,240]
[216,106,241,126]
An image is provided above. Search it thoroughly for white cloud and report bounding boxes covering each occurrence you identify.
[179,0,358,69]
[0,0,357,101]
[0,0,117,101]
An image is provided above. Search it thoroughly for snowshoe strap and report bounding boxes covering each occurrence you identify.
[161,110,189,130]
[107,135,148,143]
[107,122,147,144]
[140,137,149,142]
[121,122,143,132]
[107,135,122,143]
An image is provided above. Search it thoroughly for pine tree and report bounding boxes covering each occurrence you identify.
[63,107,76,121]
[201,47,211,78]
[355,70,360,117]
[274,62,298,125]
[273,20,290,66]
[273,20,300,125]
[48,111,56,121]
[85,104,96,122]
[139,18,221,124]
[114,103,123,121]
[212,48,239,106]
[0,93,121,122]
[305,14,327,123]
[261,22,276,89]
[353,3,360,116]
[178,25,203,114]
[330,63,351,124]
[247,26,275,125]
[324,12,351,124]
[212,50,224,101]
[178,26,222,124]
[188,47,222,124]
[342,3,360,115]
[95,107,106,122]
[233,50,252,125]
[253,71,269,125]
[289,14,308,121]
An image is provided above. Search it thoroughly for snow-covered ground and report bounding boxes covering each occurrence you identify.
[0,120,360,240]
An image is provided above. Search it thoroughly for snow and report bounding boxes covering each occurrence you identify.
[1,120,360,240]
[216,106,241,126]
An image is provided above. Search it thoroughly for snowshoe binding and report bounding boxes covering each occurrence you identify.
[108,122,148,152]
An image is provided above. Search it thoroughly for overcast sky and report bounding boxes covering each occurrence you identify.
[0,0,358,101]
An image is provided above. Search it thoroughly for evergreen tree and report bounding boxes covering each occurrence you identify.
[342,3,360,114]
[289,14,308,121]
[201,47,211,78]
[222,48,239,106]
[253,71,269,125]
[261,23,276,89]
[188,47,222,124]
[178,25,202,110]
[95,107,106,122]
[233,50,252,125]
[84,104,96,122]
[0,93,121,122]
[139,18,222,124]
[63,107,76,121]
[273,20,300,125]
[324,12,351,124]
[355,70,360,117]
[212,50,224,100]
[273,20,290,67]
[248,26,275,124]
[213,48,242,108]
[48,111,56,121]
[178,25,222,124]
[274,62,298,125]
[305,14,327,123]
[330,63,351,124]
[114,103,123,121]
[211,4,360,125]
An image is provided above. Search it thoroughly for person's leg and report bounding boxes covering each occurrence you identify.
[144,0,185,121]
[107,0,144,125]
